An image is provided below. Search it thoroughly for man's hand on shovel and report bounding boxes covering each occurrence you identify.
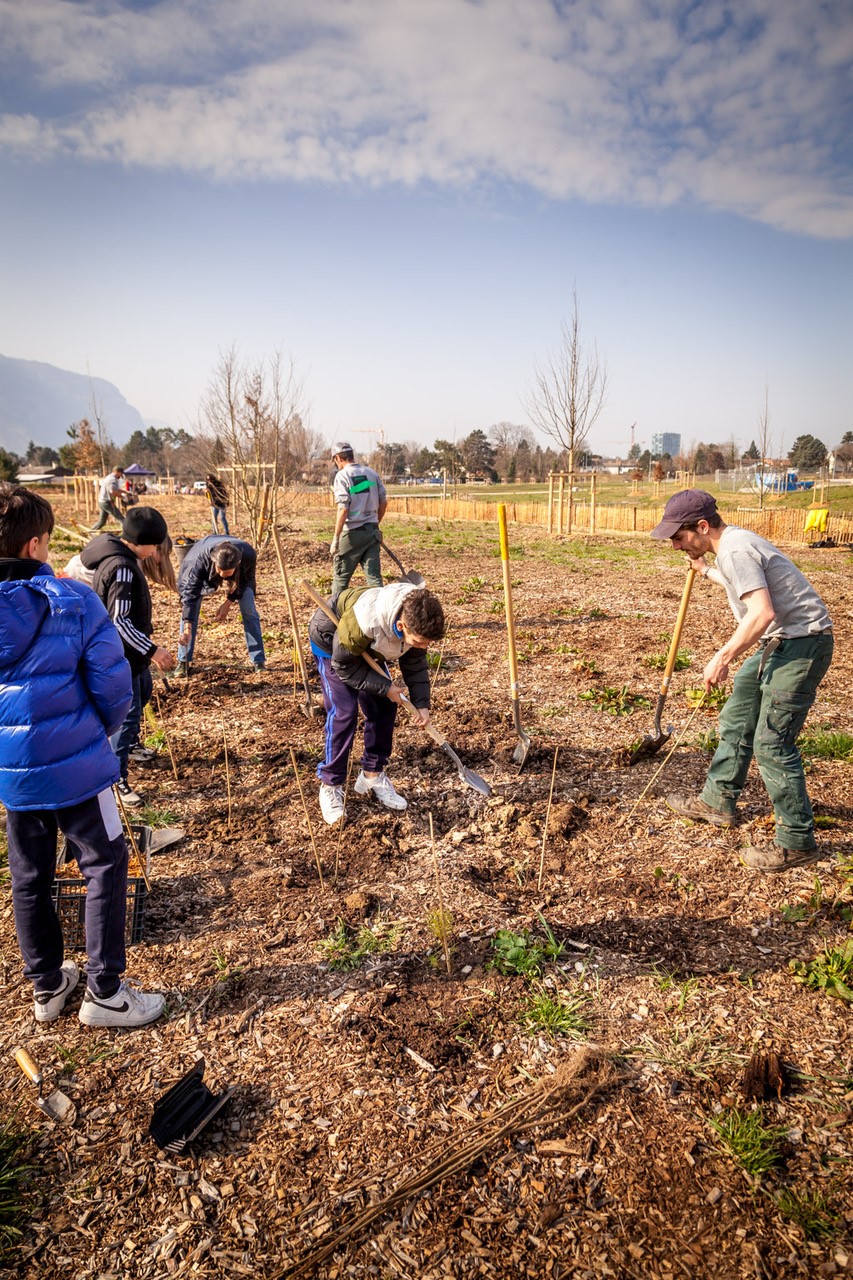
[387,682,430,725]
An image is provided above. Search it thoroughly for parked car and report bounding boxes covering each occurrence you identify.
[192,480,207,493]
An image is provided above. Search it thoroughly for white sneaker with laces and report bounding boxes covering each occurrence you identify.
[34,961,79,1023]
[78,981,165,1028]
[116,779,143,806]
[354,770,407,811]
[319,784,346,825]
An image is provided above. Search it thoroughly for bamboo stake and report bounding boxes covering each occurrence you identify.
[289,746,325,891]
[113,786,151,891]
[429,626,450,695]
[537,747,559,891]
[429,813,451,975]
[154,692,179,781]
[620,698,706,828]
[222,719,233,831]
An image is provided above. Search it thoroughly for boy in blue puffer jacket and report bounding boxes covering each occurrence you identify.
[0,483,165,1028]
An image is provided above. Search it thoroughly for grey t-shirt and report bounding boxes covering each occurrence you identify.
[713,525,831,639]
[333,463,386,530]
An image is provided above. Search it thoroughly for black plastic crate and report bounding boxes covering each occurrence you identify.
[52,824,150,949]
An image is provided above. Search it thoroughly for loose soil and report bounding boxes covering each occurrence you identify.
[1,497,851,1279]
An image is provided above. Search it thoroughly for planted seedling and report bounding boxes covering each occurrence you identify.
[426,909,454,972]
[777,1187,840,1241]
[651,964,701,1011]
[789,940,853,1003]
[644,648,691,672]
[708,1106,786,1178]
[319,919,402,971]
[686,686,728,710]
[579,685,651,716]
[454,575,486,605]
[489,915,564,979]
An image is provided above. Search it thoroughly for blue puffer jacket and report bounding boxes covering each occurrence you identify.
[0,562,132,811]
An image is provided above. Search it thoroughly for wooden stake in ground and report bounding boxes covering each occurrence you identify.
[289,747,325,891]
[334,752,353,886]
[537,746,559,891]
[429,813,452,975]
[154,691,179,781]
[222,719,233,831]
[113,786,151,891]
[271,527,315,717]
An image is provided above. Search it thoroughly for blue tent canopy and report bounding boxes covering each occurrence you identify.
[123,462,156,475]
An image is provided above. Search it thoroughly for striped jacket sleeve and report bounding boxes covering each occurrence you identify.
[105,564,156,662]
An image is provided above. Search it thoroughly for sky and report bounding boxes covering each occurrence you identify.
[0,0,851,459]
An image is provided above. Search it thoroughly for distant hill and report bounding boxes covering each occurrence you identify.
[0,354,146,456]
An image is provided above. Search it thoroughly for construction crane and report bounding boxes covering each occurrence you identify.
[352,427,386,464]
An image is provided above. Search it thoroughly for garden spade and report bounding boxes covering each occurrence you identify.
[497,504,531,768]
[627,567,695,766]
[272,528,317,718]
[379,538,426,586]
[301,581,491,796]
[14,1048,76,1123]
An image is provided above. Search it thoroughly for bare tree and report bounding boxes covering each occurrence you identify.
[198,347,311,543]
[524,292,608,529]
[756,385,773,510]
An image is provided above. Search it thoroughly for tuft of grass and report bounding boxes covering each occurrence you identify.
[789,940,853,1003]
[139,806,179,829]
[651,965,700,1011]
[797,728,853,761]
[454,575,487,604]
[777,1187,840,1240]
[0,1120,33,1258]
[521,987,589,1039]
[708,1106,786,1178]
[644,648,692,672]
[319,918,401,971]
[579,685,650,716]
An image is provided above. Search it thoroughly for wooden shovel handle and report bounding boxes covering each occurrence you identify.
[659,569,695,697]
[497,505,520,697]
[14,1047,43,1086]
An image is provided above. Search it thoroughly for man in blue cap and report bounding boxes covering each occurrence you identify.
[651,489,833,873]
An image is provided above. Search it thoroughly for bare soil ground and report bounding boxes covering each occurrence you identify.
[1,496,851,1280]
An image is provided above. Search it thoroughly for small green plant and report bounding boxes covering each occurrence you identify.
[0,1120,33,1258]
[696,728,720,753]
[487,598,502,613]
[572,656,602,676]
[644,648,691,671]
[777,1187,840,1241]
[212,949,245,984]
[426,651,443,670]
[789,940,853,1003]
[797,728,853,761]
[455,575,486,604]
[139,806,179,829]
[489,916,564,978]
[651,965,701,1011]
[554,643,579,655]
[521,987,589,1039]
[587,606,607,619]
[426,908,454,969]
[685,686,728,709]
[319,919,401,971]
[143,728,167,752]
[579,685,650,716]
[708,1106,785,1178]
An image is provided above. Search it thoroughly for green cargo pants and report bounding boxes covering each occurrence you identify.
[331,522,382,597]
[701,633,833,851]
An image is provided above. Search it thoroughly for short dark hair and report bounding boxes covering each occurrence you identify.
[401,589,446,642]
[211,542,243,572]
[0,482,55,557]
[335,448,354,463]
[679,513,722,532]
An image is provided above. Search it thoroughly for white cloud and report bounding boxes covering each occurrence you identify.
[0,0,850,236]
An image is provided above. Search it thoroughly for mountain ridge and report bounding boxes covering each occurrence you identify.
[0,354,147,456]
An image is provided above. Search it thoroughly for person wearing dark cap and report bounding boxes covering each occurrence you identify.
[81,506,177,805]
[329,443,387,596]
[651,489,834,873]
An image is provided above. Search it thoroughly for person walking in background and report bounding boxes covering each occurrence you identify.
[329,443,387,596]
[653,489,834,873]
[91,466,125,531]
[308,582,446,824]
[0,482,165,1028]
[175,535,265,676]
[206,473,230,534]
[81,507,176,806]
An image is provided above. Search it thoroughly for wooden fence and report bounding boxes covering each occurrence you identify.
[296,489,853,545]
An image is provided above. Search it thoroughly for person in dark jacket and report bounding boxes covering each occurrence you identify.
[81,507,176,806]
[0,482,165,1028]
[205,474,230,535]
[175,535,265,675]
[308,582,445,824]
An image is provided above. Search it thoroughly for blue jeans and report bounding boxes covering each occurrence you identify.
[6,790,129,997]
[111,672,144,782]
[177,589,265,667]
[211,506,230,534]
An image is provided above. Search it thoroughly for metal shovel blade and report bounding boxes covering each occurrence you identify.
[511,700,531,768]
[440,742,492,796]
[381,541,426,587]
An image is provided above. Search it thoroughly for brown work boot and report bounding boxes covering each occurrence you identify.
[740,846,827,873]
[665,793,733,827]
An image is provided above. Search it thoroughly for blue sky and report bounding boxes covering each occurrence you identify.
[0,0,851,458]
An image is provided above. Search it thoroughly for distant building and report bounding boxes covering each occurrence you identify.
[651,432,681,458]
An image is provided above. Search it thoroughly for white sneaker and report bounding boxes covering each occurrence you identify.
[353,770,407,811]
[116,779,143,807]
[78,981,165,1028]
[34,961,79,1023]
[319,784,346,826]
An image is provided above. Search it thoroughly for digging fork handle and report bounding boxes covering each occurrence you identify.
[653,569,695,738]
